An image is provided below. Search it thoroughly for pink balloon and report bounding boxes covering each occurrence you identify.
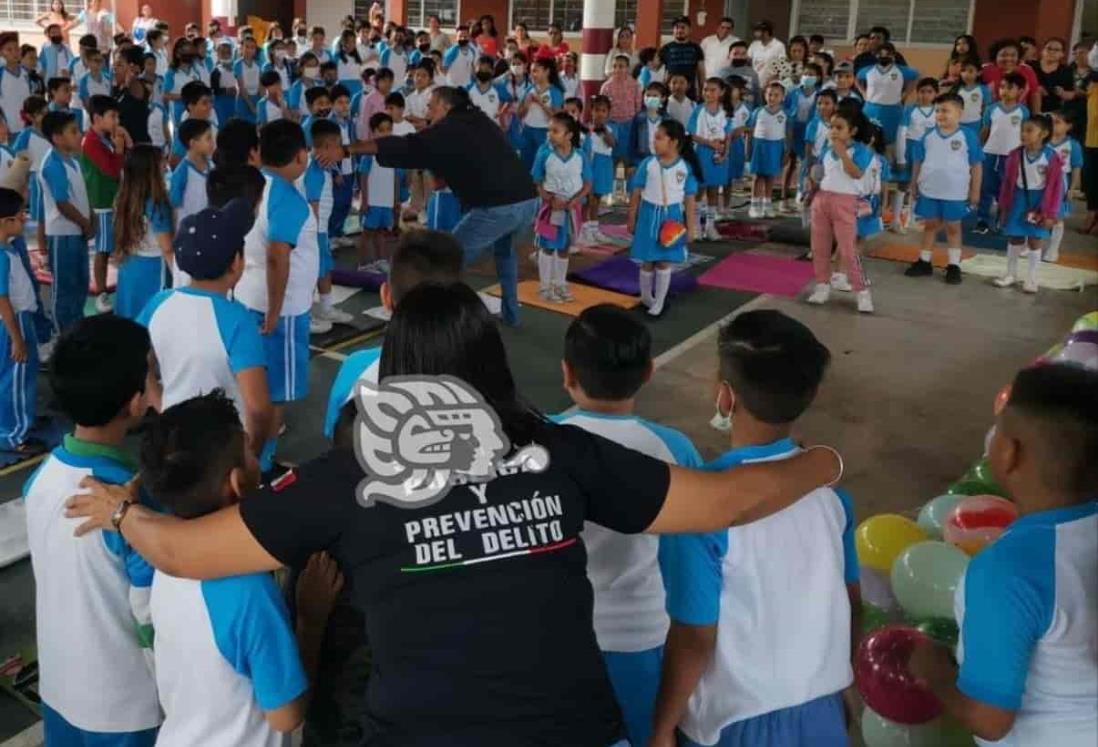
[855,625,943,725]
[943,495,1018,555]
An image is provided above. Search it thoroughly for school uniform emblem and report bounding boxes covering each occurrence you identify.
[676,170,686,183]
[487,92,496,103]
[890,72,898,80]
[1037,165,1047,176]
[951,139,962,150]
[970,93,978,101]
[776,114,785,123]
[1010,115,1020,125]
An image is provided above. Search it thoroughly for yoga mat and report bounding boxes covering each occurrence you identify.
[577,243,628,256]
[325,285,364,305]
[570,255,698,297]
[868,244,976,268]
[697,252,816,297]
[330,267,386,290]
[1058,253,1098,272]
[715,220,771,242]
[959,255,1097,290]
[599,224,633,241]
[481,280,640,317]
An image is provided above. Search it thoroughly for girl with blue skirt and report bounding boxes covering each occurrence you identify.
[688,78,734,240]
[112,146,174,319]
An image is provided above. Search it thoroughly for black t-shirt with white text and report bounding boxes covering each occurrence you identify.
[240,421,671,746]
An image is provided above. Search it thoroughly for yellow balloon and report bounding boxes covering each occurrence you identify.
[856,514,928,572]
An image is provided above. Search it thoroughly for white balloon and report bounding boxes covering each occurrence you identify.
[861,567,899,611]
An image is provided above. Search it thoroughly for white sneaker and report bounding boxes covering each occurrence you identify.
[95,293,113,313]
[763,203,776,218]
[748,206,762,219]
[992,275,1017,288]
[704,221,721,241]
[309,317,333,334]
[889,222,906,235]
[553,284,575,303]
[538,286,554,301]
[374,259,391,275]
[1042,246,1059,263]
[38,338,55,362]
[806,284,831,305]
[831,272,853,292]
[316,305,354,324]
[857,290,874,313]
[592,228,614,244]
[1022,278,1039,294]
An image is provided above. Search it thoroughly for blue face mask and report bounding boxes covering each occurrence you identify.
[644,96,662,110]
[802,75,818,88]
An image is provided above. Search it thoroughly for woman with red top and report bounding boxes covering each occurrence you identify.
[535,23,570,62]
[474,15,500,58]
[513,22,540,62]
[981,38,1041,112]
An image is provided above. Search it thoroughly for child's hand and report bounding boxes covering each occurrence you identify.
[295,552,344,627]
[907,638,956,690]
[551,196,568,210]
[648,731,677,747]
[260,312,278,335]
[1041,218,1055,229]
[10,336,27,363]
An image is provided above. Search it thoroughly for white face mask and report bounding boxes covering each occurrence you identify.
[303,65,319,79]
[710,386,733,432]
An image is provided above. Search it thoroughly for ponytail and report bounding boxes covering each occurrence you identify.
[535,58,564,93]
[551,111,582,149]
[706,76,733,116]
[659,119,705,182]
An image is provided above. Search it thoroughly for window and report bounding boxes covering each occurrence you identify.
[792,0,972,44]
[377,0,459,29]
[662,0,690,35]
[1,0,52,23]
[614,0,638,32]
[511,0,584,33]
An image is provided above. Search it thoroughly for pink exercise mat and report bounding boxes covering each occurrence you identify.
[697,252,815,297]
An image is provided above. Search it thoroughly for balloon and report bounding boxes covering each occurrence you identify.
[862,567,900,610]
[914,617,959,649]
[992,384,1011,415]
[916,494,964,539]
[863,602,893,635]
[891,541,969,620]
[1053,330,1098,371]
[855,625,942,724]
[1072,311,1098,333]
[946,478,1005,498]
[943,495,1018,555]
[861,707,947,746]
[856,515,928,573]
[960,460,1005,496]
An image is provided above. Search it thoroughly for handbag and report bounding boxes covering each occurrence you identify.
[657,163,687,248]
[1018,148,1040,225]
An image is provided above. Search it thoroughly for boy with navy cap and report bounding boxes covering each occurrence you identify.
[137,198,275,466]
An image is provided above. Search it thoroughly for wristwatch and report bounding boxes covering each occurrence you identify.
[110,498,135,532]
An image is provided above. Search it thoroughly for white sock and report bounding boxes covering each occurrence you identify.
[319,292,333,312]
[1047,223,1064,258]
[538,251,553,290]
[639,269,654,306]
[1026,249,1040,283]
[891,191,904,224]
[1006,242,1022,277]
[919,249,932,262]
[947,248,961,266]
[650,267,672,314]
[552,255,569,287]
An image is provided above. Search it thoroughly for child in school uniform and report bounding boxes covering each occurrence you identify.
[140,393,341,745]
[833,123,889,292]
[24,315,161,745]
[1044,110,1083,263]
[904,93,983,285]
[467,55,510,128]
[724,81,751,211]
[300,86,333,147]
[111,145,173,319]
[689,78,734,240]
[600,54,643,199]
[652,309,859,747]
[909,363,1097,747]
[256,70,288,126]
[0,189,40,453]
[384,92,416,137]
[976,72,1029,233]
[208,40,237,126]
[746,81,789,219]
[856,42,918,149]
[286,51,322,120]
[893,77,941,233]
[12,96,50,257]
[532,112,591,302]
[80,95,126,315]
[805,108,876,313]
[631,81,672,169]
[39,110,92,334]
[234,119,320,457]
[327,84,356,245]
[76,49,111,110]
[637,47,667,88]
[582,95,617,244]
[164,39,204,125]
[802,90,837,221]
[47,77,85,132]
[38,24,74,81]
[170,81,217,164]
[553,304,702,747]
[627,118,700,318]
[782,61,822,212]
[168,118,214,286]
[425,172,462,232]
[0,33,33,137]
[992,115,1064,294]
[232,37,262,125]
[357,112,401,273]
[666,73,696,128]
[519,58,565,170]
[956,59,991,138]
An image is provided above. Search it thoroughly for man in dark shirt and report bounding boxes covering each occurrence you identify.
[852,26,907,74]
[659,16,706,96]
[115,47,150,144]
[349,87,536,327]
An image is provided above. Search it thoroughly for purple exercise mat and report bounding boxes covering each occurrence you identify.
[330,267,386,290]
[697,252,815,297]
[569,255,698,296]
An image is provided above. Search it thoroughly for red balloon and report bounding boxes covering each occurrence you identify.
[855,625,943,725]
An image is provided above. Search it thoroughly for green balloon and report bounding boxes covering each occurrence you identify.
[862,603,892,634]
[861,708,947,747]
[946,479,1004,497]
[961,460,1006,496]
[917,494,964,538]
[915,617,960,648]
[891,541,970,620]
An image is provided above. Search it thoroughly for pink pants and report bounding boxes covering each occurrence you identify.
[810,191,866,291]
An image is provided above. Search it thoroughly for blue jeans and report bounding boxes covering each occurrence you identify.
[451,198,538,326]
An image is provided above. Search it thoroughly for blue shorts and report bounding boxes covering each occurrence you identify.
[251,311,310,403]
[94,209,114,254]
[361,205,395,230]
[914,195,969,223]
[678,691,847,747]
[43,703,158,746]
[610,120,632,162]
[603,646,662,747]
[318,233,333,279]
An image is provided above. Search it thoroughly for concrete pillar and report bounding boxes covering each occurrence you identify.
[580,0,616,106]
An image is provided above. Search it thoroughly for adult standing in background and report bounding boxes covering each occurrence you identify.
[35,1,77,45]
[513,23,540,62]
[130,4,157,44]
[1035,38,1074,114]
[852,26,907,73]
[700,17,738,79]
[428,15,451,53]
[981,39,1041,112]
[535,23,570,62]
[746,21,786,84]
[660,17,705,95]
[474,15,500,58]
[1069,43,1092,136]
[604,27,637,77]
[78,0,116,51]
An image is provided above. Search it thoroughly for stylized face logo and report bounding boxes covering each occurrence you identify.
[353,376,514,509]
[951,140,962,150]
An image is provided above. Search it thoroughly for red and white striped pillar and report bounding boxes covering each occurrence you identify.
[580,0,616,108]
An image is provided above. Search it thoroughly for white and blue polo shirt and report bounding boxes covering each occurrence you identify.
[955,501,1097,746]
[466,81,510,120]
[442,44,477,87]
[23,436,161,734]
[236,172,319,318]
[553,411,701,652]
[300,156,334,239]
[532,144,592,199]
[39,148,90,236]
[38,42,75,80]
[0,241,38,314]
[323,346,380,438]
[663,438,859,745]
[982,103,1029,156]
[151,570,307,746]
[959,83,992,126]
[911,126,984,201]
[76,70,111,105]
[169,156,210,226]
[138,287,267,417]
[0,64,33,134]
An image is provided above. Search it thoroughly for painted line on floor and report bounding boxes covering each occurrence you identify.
[0,454,46,478]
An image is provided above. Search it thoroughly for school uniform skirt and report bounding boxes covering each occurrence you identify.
[697,143,730,188]
[534,202,578,253]
[727,139,746,181]
[610,120,632,162]
[631,199,687,264]
[592,153,615,196]
[791,121,809,159]
[1002,188,1052,239]
[750,138,785,177]
[115,255,166,320]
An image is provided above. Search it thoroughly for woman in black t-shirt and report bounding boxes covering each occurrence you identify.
[1035,37,1075,114]
[65,283,840,746]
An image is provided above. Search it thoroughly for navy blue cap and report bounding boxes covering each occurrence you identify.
[174,198,255,280]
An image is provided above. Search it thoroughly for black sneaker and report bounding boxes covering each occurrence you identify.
[944,264,963,284]
[904,259,933,277]
[972,221,990,235]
